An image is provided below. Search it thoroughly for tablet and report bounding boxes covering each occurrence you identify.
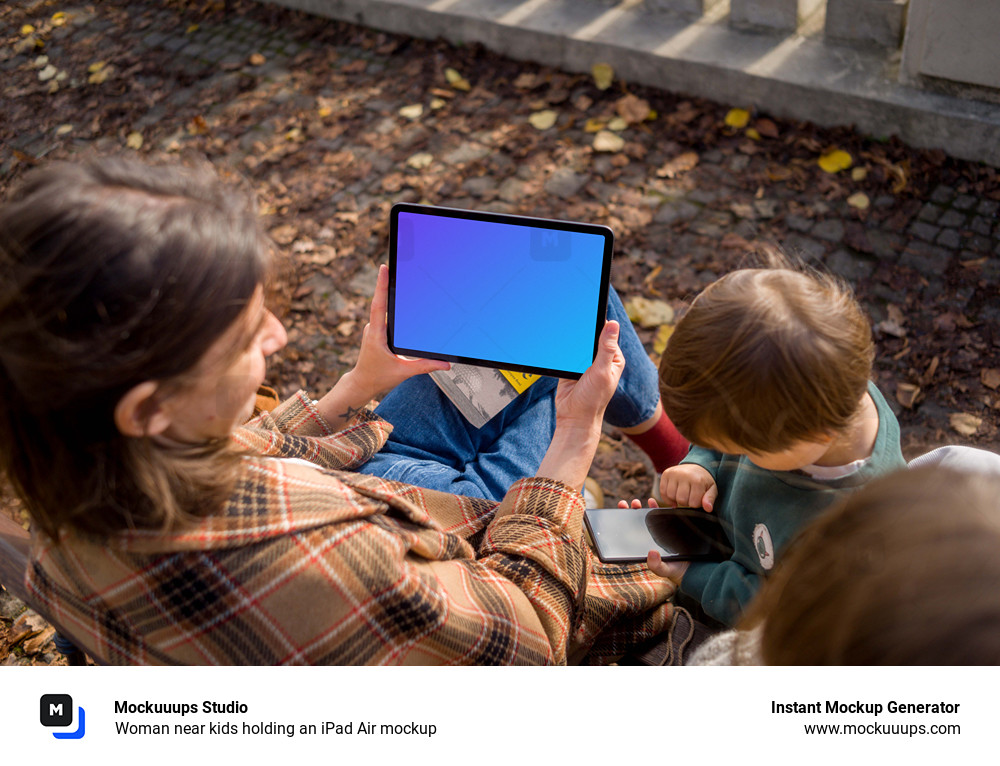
[388,203,614,379]
[583,507,734,564]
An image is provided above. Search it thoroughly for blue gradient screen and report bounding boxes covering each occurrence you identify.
[390,208,612,376]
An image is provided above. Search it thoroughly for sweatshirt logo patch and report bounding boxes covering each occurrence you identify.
[753,524,775,570]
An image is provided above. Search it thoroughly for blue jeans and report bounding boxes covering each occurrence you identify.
[357,288,659,501]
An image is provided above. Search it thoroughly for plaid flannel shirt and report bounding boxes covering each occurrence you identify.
[27,393,675,665]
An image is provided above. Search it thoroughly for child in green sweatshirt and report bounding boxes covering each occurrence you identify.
[647,266,906,626]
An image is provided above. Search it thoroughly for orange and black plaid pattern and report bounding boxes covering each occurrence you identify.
[26,393,675,665]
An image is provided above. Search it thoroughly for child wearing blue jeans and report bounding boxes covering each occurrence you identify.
[644,266,906,626]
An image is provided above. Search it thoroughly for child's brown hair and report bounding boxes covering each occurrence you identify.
[745,466,1000,664]
[658,267,874,452]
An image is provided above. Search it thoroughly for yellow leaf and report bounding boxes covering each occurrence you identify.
[51,12,67,23]
[21,24,35,35]
[186,24,199,34]
[126,131,143,150]
[406,152,433,169]
[592,62,614,91]
[847,192,870,210]
[528,110,557,130]
[724,108,750,129]
[445,68,471,91]
[398,103,424,120]
[88,60,106,73]
[652,324,674,355]
[317,106,332,118]
[851,167,868,182]
[949,412,982,437]
[583,118,605,133]
[818,149,853,174]
[625,296,674,328]
[593,130,625,153]
[745,127,761,141]
[88,67,111,84]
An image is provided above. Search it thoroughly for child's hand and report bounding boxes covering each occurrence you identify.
[646,550,689,583]
[658,464,718,512]
[617,498,657,509]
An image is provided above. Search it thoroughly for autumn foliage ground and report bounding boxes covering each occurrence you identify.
[2,0,1000,664]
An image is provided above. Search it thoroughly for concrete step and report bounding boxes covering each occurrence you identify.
[261,0,1000,166]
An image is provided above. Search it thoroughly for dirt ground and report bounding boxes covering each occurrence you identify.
[2,0,1000,664]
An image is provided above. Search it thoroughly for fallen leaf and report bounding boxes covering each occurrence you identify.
[656,151,699,178]
[186,24,199,35]
[583,118,605,133]
[21,24,35,35]
[445,67,471,91]
[513,72,541,90]
[430,98,446,110]
[982,369,1000,390]
[592,62,614,91]
[249,52,266,66]
[847,192,870,210]
[51,12,67,26]
[269,224,297,245]
[55,124,73,136]
[949,412,982,437]
[406,152,434,169]
[818,149,853,174]
[125,131,143,150]
[745,127,761,141]
[625,296,674,328]
[895,382,920,409]
[606,116,628,132]
[851,167,868,182]
[616,94,651,125]
[37,64,58,82]
[652,324,674,355]
[724,108,750,129]
[528,109,557,130]
[755,118,779,138]
[23,626,55,655]
[398,103,424,120]
[592,130,625,153]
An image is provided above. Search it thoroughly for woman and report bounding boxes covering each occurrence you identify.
[0,157,676,665]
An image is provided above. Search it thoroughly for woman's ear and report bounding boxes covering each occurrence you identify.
[114,381,172,437]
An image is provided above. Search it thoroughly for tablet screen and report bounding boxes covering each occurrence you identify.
[388,203,613,379]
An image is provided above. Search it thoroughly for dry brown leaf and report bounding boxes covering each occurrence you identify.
[982,368,1000,390]
[755,117,779,138]
[656,151,698,179]
[249,52,266,66]
[616,94,651,125]
[949,412,982,437]
[895,382,920,409]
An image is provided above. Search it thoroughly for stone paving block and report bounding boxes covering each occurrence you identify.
[953,194,977,210]
[900,240,952,275]
[977,199,999,217]
[935,229,962,249]
[916,202,943,223]
[785,233,826,262]
[826,248,876,281]
[908,221,940,242]
[937,209,966,228]
[929,185,955,205]
[812,219,845,242]
[971,217,993,236]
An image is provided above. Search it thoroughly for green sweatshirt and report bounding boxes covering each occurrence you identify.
[679,381,906,626]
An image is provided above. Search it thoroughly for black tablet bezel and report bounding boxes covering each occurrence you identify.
[583,507,734,564]
[387,203,614,380]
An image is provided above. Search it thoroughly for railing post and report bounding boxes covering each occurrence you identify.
[729,0,823,32]
[825,0,909,48]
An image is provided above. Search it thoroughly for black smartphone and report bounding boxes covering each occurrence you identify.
[584,506,734,564]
